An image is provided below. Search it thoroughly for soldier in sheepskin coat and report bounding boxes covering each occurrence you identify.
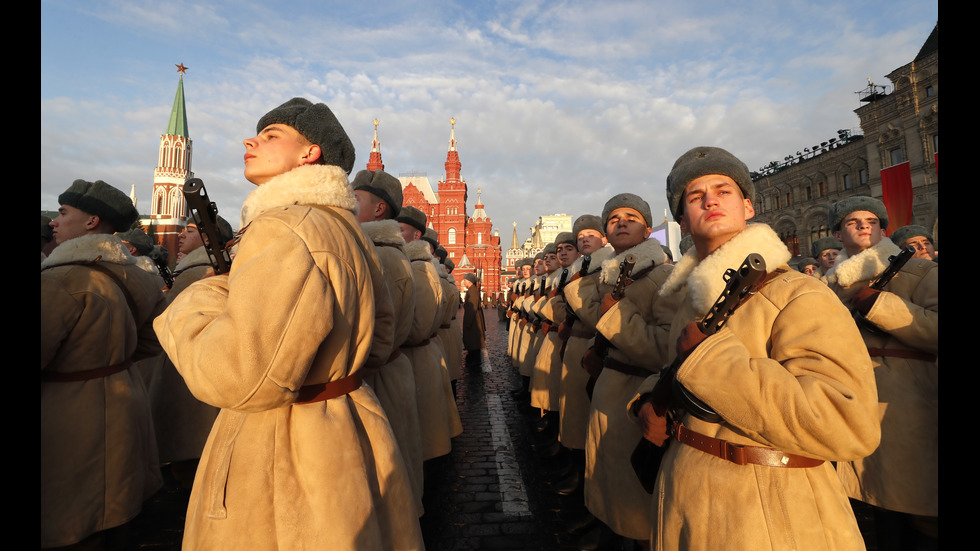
[154,99,422,550]
[632,147,880,551]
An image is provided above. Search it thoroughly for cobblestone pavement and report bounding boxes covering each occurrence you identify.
[127,309,878,550]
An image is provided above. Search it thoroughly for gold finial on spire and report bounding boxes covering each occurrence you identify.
[373,118,379,129]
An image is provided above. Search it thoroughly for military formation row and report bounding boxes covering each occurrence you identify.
[501,146,937,551]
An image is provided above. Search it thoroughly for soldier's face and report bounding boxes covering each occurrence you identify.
[398,223,421,243]
[520,265,531,278]
[543,253,560,272]
[834,211,884,256]
[179,224,205,255]
[533,259,546,275]
[243,124,319,185]
[577,230,606,255]
[818,248,839,271]
[51,204,96,244]
[557,243,580,267]
[903,235,936,260]
[679,175,754,258]
[606,207,651,254]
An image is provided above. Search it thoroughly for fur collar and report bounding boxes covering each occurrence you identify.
[545,269,563,289]
[571,243,615,277]
[823,237,900,288]
[404,239,432,262]
[361,219,405,247]
[174,245,211,272]
[134,255,159,275]
[239,164,356,227]
[659,224,791,316]
[41,234,135,270]
[599,237,667,285]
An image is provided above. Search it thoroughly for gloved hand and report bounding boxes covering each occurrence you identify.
[850,286,883,315]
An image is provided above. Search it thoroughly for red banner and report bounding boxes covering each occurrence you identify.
[880,161,912,236]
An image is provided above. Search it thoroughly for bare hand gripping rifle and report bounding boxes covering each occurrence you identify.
[631,253,767,492]
[182,178,233,276]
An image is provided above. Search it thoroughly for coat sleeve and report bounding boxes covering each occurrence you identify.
[595,267,676,369]
[153,214,344,412]
[563,275,601,328]
[864,263,938,354]
[676,283,881,461]
[40,277,82,370]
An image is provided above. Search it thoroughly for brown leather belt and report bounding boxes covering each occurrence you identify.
[570,327,597,340]
[868,347,936,363]
[674,423,824,468]
[42,360,133,382]
[403,338,431,348]
[541,322,552,334]
[296,372,363,404]
[387,348,404,363]
[440,323,451,329]
[603,357,650,378]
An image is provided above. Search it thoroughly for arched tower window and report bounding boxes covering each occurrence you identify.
[448,228,457,244]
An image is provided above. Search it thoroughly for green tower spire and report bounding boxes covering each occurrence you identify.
[166,64,189,137]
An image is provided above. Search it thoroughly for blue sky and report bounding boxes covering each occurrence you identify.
[41,0,938,241]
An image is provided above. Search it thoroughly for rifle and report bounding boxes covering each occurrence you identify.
[854,244,915,334]
[183,178,232,275]
[579,254,592,278]
[870,245,914,290]
[582,254,636,398]
[631,253,767,493]
[152,254,175,289]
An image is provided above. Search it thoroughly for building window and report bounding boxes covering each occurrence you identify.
[842,174,851,190]
[448,228,456,244]
[819,182,826,196]
[889,148,904,166]
[785,192,792,206]
[925,85,934,97]
[478,232,483,244]
[805,186,812,201]
[859,169,868,186]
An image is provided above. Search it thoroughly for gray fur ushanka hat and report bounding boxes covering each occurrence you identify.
[828,196,889,231]
[890,224,934,248]
[572,214,605,238]
[666,146,754,221]
[58,179,139,233]
[396,206,428,234]
[602,193,653,228]
[811,236,843,257]
[116,228,155,255]
[554,231,577,249]
[256,98,356,175]
[351,169,403,218]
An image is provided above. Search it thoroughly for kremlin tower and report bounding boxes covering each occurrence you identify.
[148,64,193,258]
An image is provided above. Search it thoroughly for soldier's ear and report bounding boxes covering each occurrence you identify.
[301,144,322,165]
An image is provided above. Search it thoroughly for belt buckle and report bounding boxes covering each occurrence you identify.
[721,441,748,465]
